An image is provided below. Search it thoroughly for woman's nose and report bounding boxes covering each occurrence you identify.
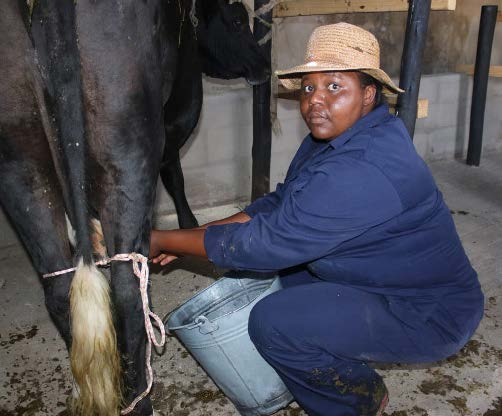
[309,87,325,105]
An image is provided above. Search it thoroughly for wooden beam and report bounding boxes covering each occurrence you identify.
[456,64,502,78]
[497,11,502,22]
[387,96,429,119]
[273,0,456,17]
[276,86,429,118]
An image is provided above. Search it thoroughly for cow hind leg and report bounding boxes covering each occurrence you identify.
[42,273,73,350]
[111,261,151,415]
[0,174,75,348]
[94,175,159,415]
[0,86,74,351]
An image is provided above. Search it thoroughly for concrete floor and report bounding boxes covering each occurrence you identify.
[1,150,502,416]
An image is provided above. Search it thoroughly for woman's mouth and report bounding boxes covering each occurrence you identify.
[308,112,328,124]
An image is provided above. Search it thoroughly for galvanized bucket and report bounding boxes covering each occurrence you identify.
[166,272,293,416]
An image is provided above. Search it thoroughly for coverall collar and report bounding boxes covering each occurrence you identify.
[324,103,392,150]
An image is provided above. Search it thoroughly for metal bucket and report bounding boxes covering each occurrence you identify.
[166,272,293,416]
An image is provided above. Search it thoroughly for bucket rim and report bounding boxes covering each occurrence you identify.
[164,275,278,332]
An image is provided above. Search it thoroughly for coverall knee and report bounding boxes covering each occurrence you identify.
[248,276,481,416]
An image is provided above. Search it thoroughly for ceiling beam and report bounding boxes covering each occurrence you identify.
[273,0,456,18]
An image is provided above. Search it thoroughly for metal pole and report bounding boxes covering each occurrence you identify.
[396,0,431,139]
[466,5,498,166]
[251,2,272,201]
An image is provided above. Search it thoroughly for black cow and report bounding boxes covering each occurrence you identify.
[0,0,268,414]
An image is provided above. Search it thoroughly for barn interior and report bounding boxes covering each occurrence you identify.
[1,0,502,415]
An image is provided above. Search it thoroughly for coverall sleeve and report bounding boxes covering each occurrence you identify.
[205,158,403,272]
[243,182,286,217]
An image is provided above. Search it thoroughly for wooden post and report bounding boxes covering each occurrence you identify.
[251,2,272,201]
[396,0,432,139]
[466,5,498,166]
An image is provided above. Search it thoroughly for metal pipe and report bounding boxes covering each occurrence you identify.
[251,1,272,201]
[466,5,498,166]
[396,0,432,139]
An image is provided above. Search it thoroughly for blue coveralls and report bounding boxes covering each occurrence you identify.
[204,104,484,416]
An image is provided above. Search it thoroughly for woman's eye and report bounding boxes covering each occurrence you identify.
[328,83,339,91]
[302,85,314,93]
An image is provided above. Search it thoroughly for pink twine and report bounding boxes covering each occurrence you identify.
[43,253,166,415]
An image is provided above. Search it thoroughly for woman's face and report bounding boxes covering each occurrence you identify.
[299,71,376,140]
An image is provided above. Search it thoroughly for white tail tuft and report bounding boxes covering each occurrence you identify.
[70,258,122,416]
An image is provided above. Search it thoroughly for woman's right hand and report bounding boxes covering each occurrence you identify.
[149,230,178,266]
[150,252,179,266]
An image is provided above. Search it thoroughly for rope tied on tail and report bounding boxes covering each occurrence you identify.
[44,253,166,415]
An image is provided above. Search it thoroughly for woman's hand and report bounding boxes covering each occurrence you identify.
[149,229,177,266]
[150,252,178,266]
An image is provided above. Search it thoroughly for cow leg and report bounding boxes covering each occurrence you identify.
[160,17,203,230]
[0,151,73,348]
[0,103,73,349]
[0,0,74,349]
[160,153,199,229]
[96,175,158,416]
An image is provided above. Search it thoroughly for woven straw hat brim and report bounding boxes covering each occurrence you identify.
[276,63,404,94]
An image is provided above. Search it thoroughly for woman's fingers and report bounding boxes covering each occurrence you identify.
[152,253,168,264]
[160,254,178,266]
[151,253,178,266]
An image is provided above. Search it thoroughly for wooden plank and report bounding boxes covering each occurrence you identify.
[387,96,429,119]
[273,0,456,17]
[456,64,502,78]
[276,85,429,118]
[417,99,429,119]
[497,11,502,22]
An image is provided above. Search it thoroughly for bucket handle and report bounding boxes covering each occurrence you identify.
[166,315,219,335]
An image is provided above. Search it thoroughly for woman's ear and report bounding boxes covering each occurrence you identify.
[363,84,377,107]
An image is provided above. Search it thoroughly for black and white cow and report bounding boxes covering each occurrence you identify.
[0,0,268,414]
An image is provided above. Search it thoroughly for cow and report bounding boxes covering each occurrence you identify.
[0,0,269,415]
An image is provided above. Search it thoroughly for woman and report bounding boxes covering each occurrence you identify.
[150,23,484,416]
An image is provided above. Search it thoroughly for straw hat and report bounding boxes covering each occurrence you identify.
[276,22,404,94]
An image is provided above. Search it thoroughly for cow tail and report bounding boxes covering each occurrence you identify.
[70,259,122,416]
[32,2,123,412]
